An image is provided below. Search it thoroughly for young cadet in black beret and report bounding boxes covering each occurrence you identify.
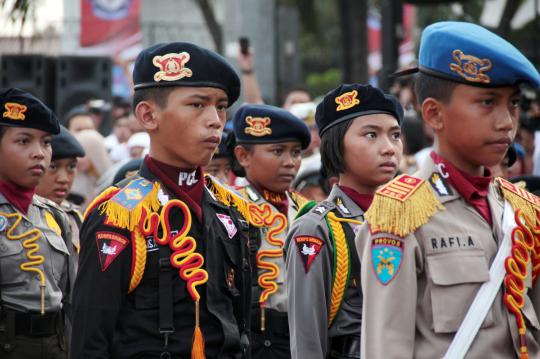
[70,42,260,359]
[230,103,311,359]
[0,88,73,358]
[204,130,234,184]
[36,125,85,255]
[285,84,403,359]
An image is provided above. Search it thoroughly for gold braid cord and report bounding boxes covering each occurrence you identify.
[326,212,360,327]
[248,203,287,305]
[129,226,148,293]
[497,178,540,358]
[365,174,443,237]
[1,211,47,314]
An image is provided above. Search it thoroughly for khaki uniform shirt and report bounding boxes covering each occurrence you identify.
[0,194,71,312]
[356,157,540,359]
[286,185,363,358]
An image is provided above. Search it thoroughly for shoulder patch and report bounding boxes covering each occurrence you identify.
[497,177,540,222]
[371,236,403,285]
[101,178,161,231]
[366,174,444,237]
[294,235,325,273]
[95,231,129,271]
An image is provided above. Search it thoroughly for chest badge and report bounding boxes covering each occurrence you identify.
[216,214,237,239]
[371,237,403,285]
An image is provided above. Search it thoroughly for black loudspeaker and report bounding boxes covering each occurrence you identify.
[0,55,56,110]
[55,56,112,120]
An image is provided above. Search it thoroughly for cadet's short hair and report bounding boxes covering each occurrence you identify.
[132,87,176,111]
[230,143,254,178]
[320,120,353,176]
[414,72,458,105]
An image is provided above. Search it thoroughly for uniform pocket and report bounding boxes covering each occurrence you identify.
[427,250,492,333]
[43,229,69,282]
[0,240,25,286]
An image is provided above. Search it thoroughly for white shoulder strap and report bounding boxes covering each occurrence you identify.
[443,201,515,359]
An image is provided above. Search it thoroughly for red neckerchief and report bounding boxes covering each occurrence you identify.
[430,151,493,225]
[338,185,374,212]
[250,182,289,216]
[0,181,35,215]
[145,156,204,222]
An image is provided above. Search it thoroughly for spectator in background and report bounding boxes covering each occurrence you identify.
[127,131,150,159]
[516,114,535,175]
[289,102,320,158]
[104,114,132,163]
[111,96,131,120]
[203,131,233,184]
[65,106,95,133]
[72,129,112,209]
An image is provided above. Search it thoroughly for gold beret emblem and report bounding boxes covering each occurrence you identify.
[3,102,27,121]
[244,116,272,137]
[449,49,492,84]
[152,52,193,82]
[335,90,360,111]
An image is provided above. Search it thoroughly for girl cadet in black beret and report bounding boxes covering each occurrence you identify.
[230,103,311,359]
[285,84,403,359]
[0,88,74,359]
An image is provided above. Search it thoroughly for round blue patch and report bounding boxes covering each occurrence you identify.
[0,215,7,232]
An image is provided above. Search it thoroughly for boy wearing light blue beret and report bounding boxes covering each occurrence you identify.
[356,21,540,359]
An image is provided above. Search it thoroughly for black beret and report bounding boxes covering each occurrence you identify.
[316,84,403,136]
[133,42,240,106]
[232,104,311,149]
[0,88,59,134]
[51,126,85,160]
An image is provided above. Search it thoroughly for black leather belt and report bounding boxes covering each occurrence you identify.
[2,310,60,337]
[251,307,289,336]
[329,334,361,359]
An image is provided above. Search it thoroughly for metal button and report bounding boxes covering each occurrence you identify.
[226,268,235,288]
[264,339,271,347]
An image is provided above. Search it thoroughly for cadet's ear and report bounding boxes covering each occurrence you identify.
[421,97,444,132]
[135,100,159,131]
[234,145,251,169]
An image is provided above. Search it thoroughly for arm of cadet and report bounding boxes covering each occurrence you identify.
[356,223,419,359]
[286,215,333,359]
[69,210,131,358]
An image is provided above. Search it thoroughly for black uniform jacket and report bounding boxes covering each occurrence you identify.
[70,163,252,359]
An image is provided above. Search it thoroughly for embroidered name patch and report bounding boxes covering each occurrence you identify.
[294,235,324,273]
[153,52,193,82]
[371,237,403,285]
[216,213,237,239]
[96,231,129,271]
[335,90,360,111]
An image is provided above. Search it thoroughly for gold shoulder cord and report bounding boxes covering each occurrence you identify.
[0,211,46,314]
[326,212,362,327]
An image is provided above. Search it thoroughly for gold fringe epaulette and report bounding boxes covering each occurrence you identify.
[83,186,121,219]
[99,178,161,231]
[206,176,252,222]
[497,177,540,224]
[365,174,444,237]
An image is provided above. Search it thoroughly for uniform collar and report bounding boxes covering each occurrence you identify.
[326,184,364,218]
[415,153,460,204]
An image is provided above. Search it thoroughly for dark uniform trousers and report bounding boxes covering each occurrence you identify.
[70,165,252,359]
